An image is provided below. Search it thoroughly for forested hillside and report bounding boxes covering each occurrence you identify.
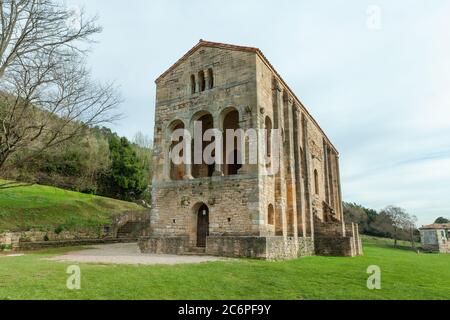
[0,125,153,203]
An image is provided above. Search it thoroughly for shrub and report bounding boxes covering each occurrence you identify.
[0,244,12,251]
[54,225,65,235]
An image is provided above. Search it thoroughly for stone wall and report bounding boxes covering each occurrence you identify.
[256,54,343,228]
[206,236,266,259]
[0,232,20,250]
[138,235,314,260]
[0,231,100,247]
[206,236,314,260]
[111,210,150,238]
[138,236,189,255]
[313,218,363,257]
[314,237,355,257]
[151,175,260,247]
[266,237,314,260]
[18,238,137,251]
[0,211,149,252]
[421,229,450,253]
[144,41,353,259]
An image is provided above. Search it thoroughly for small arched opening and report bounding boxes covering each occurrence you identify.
[265,116,272,158]
[268,204,275,226]
[314,169,319,195]
[198,70,206,92]
[190,75,196,94]
[207,68,214,89]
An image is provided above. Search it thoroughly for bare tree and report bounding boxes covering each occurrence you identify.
[0,0,121,171]
[380,206,409,248]
[133,131,153,149]
[132,131,153,185]
[405,214,418,248]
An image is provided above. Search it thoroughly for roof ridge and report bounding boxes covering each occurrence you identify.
[154,40,260,83]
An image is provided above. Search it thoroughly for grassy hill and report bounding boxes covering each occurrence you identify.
[0,236,448,300]
[0,180,147,233]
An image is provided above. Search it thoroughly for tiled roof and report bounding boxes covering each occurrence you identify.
[420,223,450,230]
[154,40,340,154]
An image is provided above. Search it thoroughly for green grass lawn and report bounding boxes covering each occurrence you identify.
[0,238,448,300]
[0,180,147,232]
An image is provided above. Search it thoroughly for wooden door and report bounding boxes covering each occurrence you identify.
[197,204,209,247]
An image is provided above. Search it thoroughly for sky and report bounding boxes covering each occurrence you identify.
[66,0,450,226]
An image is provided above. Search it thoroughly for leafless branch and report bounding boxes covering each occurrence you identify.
[0,0,121,170]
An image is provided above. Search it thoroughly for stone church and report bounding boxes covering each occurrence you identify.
[139,40,362,259]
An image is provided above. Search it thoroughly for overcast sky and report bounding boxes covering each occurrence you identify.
[66,0,450,225]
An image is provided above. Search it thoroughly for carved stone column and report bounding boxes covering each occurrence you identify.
[213,115,224,176]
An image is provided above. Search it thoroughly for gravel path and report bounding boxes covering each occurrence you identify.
[46,243,226,265]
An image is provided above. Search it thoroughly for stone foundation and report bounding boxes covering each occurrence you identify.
[139,236,314,260]
[265,237,314,260]
[17,238,137,251]
[422,243,450,254]
[206,236,266,259]
[315,237,354,257]
[313,218,363,257]
[138,236,189,255]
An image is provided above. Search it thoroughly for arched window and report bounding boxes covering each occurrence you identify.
[268,204,275,225]
[222,108,241,176]
[198,71,206,92]
[192,112,214,178]
[169,121,185,181]
[265,116,272,157]
[190,75,196,94]
[314,169,319,195]
[207,68,214,89]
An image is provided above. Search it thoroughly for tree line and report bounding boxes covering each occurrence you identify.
[1,126,153,202]
[343,203,448,247]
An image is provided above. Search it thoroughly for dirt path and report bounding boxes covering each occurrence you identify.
[46,243,226,265]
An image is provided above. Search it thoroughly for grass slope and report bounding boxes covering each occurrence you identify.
[0,238,448,300]
[0,180,147,232]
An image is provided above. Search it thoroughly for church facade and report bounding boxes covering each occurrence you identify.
[138,40,362,259]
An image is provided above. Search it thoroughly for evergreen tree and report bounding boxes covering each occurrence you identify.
[106,135,146,200]
[435,217,450,224]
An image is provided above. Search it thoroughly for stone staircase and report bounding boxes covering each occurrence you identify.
[117,222,144,239]
[182,247,207,256]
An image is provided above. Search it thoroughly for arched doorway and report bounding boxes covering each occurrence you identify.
[196,203,209,247]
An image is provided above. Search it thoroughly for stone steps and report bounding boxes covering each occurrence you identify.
[117,222,146,238]
[183,247,207,256]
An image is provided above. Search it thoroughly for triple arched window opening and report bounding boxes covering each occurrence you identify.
[168,108,242,181]
[191,68,214,94]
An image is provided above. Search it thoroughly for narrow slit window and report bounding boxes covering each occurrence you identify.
[314,169,319,195]
[198,71,206,92]
[207,68,214,89]
[190,75,196,94]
